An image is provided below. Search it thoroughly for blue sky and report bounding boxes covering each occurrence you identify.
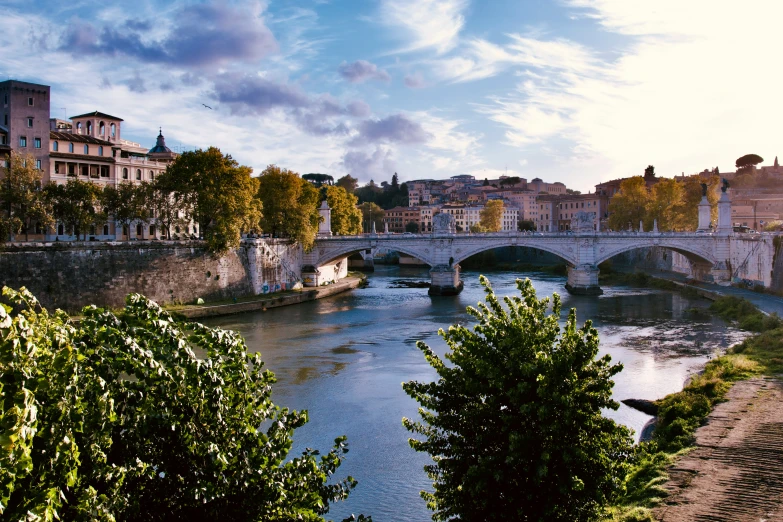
[2,0,781,192]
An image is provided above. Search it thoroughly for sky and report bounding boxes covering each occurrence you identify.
[2,0,781,192]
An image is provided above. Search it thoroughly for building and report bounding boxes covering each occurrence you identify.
[1,80,180,241]
[383,206,421,233]
[0,80,51,175]
[441,203,519,232]
[535,193,609,231]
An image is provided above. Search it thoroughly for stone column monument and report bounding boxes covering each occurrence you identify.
[697,182,711,231]
[317,200,332,237]
[716,179,732,234]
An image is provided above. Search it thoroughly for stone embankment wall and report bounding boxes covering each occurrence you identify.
[0,239,308,312]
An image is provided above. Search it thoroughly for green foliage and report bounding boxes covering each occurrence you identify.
[101,182,151,238]
[709,295,782,332]
[0,151,54,241]
[354,176,408,210]
[403,277,634,521]
[303,173,334,186]
[160,147,262,255]
[357,202,384,234]
[45,179,105,240]
[324,186,362,235]
[0,287,369,522]
[257,165,320,251]
[405,221,419,233]
[336,175,359,193]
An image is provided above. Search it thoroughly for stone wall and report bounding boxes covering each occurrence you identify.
[0,239,304,312]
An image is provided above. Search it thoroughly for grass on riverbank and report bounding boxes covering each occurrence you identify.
[607,295,782,521]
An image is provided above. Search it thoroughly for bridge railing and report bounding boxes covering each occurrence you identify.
[313,230,744,241]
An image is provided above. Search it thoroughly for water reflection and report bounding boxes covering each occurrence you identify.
[202,265,748,522]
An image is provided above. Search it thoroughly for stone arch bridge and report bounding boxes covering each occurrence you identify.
[302,230,750,295]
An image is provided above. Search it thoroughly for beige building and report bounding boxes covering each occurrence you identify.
[383,206,421,233]
[536,193,609,231]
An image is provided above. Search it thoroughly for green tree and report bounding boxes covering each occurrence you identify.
[324,185,362,235]
[403,277,634,521]
[499,176,521,187]
[302,173,334,187]
[518,219,535,231]
[607,176,648,231]
[0,151,54,241]
[405,221,419,233]
[358,202,384,233]
[735,153,764,174]
[480,200,504,232]
[160,147,262,254]
[0,287,371,522]
[45,179,105,240]
[101,182,151,239]
[257,165,320,251]
[147,180,189,240]
[336,174,359,193]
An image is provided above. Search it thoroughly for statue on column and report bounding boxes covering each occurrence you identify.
[721,178,730,193]
[700,182,708,197]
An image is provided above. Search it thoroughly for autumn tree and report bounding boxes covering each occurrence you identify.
[675,175,720,230]
[159,147,262,254]
[101,182,151,239]
[45,179,104,240]
[646,178,683,231]
[324,185,362,235]
[480,200,504,232]
[607,176,648,231]
[0,287,372,522]
[257,165,320,251]
[358,201,384,233]
[0,151,54,241]
[336,174,359,193]
[403,277,634,521]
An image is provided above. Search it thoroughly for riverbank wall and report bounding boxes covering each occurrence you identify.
[0,239,347,312]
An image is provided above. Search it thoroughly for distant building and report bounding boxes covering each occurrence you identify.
[0,80,52,175]
[383,206,421,233]
[535,193,609,231]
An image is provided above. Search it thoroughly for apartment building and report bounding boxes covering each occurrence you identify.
[0,80,51,175]
[535,193,609,231]
[383,206,421,233]
[441,203,519,232]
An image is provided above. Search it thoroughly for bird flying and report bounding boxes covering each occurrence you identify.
[202,103,213,110]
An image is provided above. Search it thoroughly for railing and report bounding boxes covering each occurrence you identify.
[314,230,757,240]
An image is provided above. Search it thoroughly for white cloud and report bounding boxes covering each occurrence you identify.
[380,0,467,55]
[476,1,783,190]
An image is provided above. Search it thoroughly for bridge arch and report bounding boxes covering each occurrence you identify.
[595,240,717,267]
[451,238,577,266]
[316,241,434,267]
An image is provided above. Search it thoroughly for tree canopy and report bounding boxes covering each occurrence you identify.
[735,154,763,173]
[159,147,261,254]
[607,177,649,231]
[0,151,54,241]
[358,202,384,234]
[45,179,104,240]
[101,182,151,238]
[302,173,335,187]
[336,175,359,193]
[257,165,320,251]
[403,277,633,521]
[0,287,370,522]
[479,200,504,232]
[324,185,362,235]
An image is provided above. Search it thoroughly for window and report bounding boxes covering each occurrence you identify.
[58,224,64,236]
[100,166,109,178]
[28,97,33,106]
[27,118,33,127]
[34,138,41,149]
[35,159,41,170]
[99,122,105,135]
[19,136,26,147]
[149,170,154,180]
[55,162,63,174]
[81,164,89,177]
[84,144,89,154]
[0,134,5,145]
[86,121,92,135]
[110,123,116,137]
[76,122,82,134]
[136,169,141,180]
[136,224,143,237]
[68,143,74,153]
[98,146,103,156]
[68,163,76,176]
[52,141,58,151]
[123,167,128,179]
[103,225,109,235]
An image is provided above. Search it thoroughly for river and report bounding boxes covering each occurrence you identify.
[202,265,747,522]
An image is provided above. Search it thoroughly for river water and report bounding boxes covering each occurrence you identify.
[202,266,747,522]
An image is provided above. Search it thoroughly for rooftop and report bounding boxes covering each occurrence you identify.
[50,131,113,146]
[69,111,124,122]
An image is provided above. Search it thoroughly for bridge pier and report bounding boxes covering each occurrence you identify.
[565,265,603,295]
[429,264,464,296]
[690,260,731,286]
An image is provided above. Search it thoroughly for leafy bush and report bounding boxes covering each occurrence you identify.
[403,277,634,521]
[0,287,368,522]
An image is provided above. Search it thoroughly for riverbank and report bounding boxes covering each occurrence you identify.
[168,275,366,320]
[604,270,783,521]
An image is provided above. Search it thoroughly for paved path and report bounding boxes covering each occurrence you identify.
[644,268,783,316]
[653,377,783,522]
